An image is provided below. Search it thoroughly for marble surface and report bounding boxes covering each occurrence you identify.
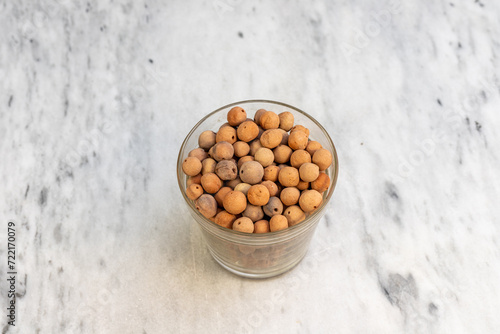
[1,0,500,333]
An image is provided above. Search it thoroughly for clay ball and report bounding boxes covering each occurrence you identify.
[242,204,265,222]
[223,190,247,214]
[215,160,238,181]
[299,162,320,182]
[263,196,283,216]
[249,140,263,156]
[291,125,310,137]
[234,182,252,196]
[278,166,300,187]
[188,148,208,162]
[214,211,236,229]
[201,172,223,193]
[290,149,311,168]
[299,189,323,213]
[237,155,254,169]
[306,140,322,156]
[263,165,280,182]
[280,187,300,206]
[247,184,270,206]
[214,186,232,206]
[284,205,306,226]
[227,106,247,126]
[182,157,202,176]
[236,120,259,142]
[287,130,308,150]
[216,125,237,144]
[311,172,330,193]
[278,111,294,131]
[232,217,254,233]
[260,111,280,129]
[269,215,288,232]
[254,109,266,124]
[233,141,250,157]
[186,183,203,200]
[211,141,234,161]
[254,220,270,233]
[201,158,217,175]
[260,180,279,197]
[312,148,333,171]
[198,130,216,150]
[260,129,283,149]
[254,148,274,167]
[195,194,218,218]
[273,145,293,164]
[239,161,264,185]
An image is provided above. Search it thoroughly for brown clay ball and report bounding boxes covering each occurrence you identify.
[234,182,251,195]
[215,160,238,181]
[242,204,264,222]
[247,184,270,206]
[260,180,279,197]
[290,149,312,168]
[214,211,236,229]
[260,111,280,129]
[214,186,232,206]
[236,120,259,142]
[312,148,333,171]
[201,158,217,175]
[299,162,320,182]
[223,190,247,214]
[232,217,254,233]
[254,220,270,233]
[187,174,202,186]
[237,155,254,169]
[254,109,266,124]
[284,205,306,226]
[260,129,283,149]
[278,166,300,187]
[233,141,250,157]
[195,194,218,218]
[297,180,309,191]
[280,187,300,206]
[201,172,223,194]
[299,189,323,213]
[269,215,288,232]
[306,140,322,156]
[186,183,204,200]
[211,141,234,161]
[216,126,237,144]
[188,148,208,162]
[239,161,264,185]
[254,148,274,167]
[249,140,263,156]
[227,106,247,126]
[311,172,330,193]
[225,177,241,189]
[182,157,202,176]
[263,196,283,216]
[264,165,280,182]
[278,111,294,131]
[291,125,310,137]
[198,130,216,150]
[287,130,308,150]
[278,129,289,145]
[273,145,293,164]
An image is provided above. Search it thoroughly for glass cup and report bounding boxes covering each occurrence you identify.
[177,100,339,278]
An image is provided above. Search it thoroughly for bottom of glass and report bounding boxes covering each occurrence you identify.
[208,248,308,279]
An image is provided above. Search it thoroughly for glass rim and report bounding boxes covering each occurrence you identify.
[176,99,339,244]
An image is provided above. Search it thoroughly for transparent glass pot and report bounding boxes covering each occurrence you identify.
[177,100,339,278]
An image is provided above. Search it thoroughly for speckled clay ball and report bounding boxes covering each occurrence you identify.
[263,166,280,182]
[214,186,232,206]
[201,172,223,193]
[234,182,251,196]
[273,145,293,164]
[260,129,283,149]
[254,148,274,167]
[232,217,254,233]
[284,205,306,226]
[263,196,283,216]
[214,210,236,229]
[312,148,333,171]
[186,183,204,200]
[291,125,310,137]
[260,111,280,129]
[254,109,266,124]
[278,111,294,131]
[201,158,217,175]
[188,148,208,162]
[249,140,263,156]
[299,162,320,182]
[280,187,300,206]
[242,204,265,222]
[187,174,202,187]
[237,155,254,169]
[239,161,264,185]
[299,189,323,213]
[227,106,247,126]
[278,166,300,187]
[290,149,312,168]
[297,180,309,191]
[306,140,322,156]
[195,194,217,218]
[311,172,330,193]
[254,220,270,233]
[247,184,270,206]
[182,157,202,176]
[215,160,238,181]
[211,141,234,161]
[216,125,237,144]
[287,130,308,150]
[260,180,279,197]
[198,130,216,151]
[233,141,250,157]
[236,120,259,142]
[223,190,247,214]
[269,215,288,232]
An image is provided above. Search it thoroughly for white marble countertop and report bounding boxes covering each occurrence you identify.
[1,0,500,333]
